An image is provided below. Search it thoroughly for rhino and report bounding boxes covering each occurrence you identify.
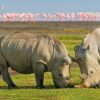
[74,28,100,88]
[0,32,72,89]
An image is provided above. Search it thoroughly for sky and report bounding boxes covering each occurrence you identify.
[0,0,100,13]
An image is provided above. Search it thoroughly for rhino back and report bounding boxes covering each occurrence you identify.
[82,28,100,59]
[0,33,54,73]
[0,35,37,73]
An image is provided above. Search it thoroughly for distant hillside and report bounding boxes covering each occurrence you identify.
[0,12,100,22]
[0,21,100,34]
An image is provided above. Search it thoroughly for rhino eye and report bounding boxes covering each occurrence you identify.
[58,73,62,77]
[90,70,93,74]
[62,59,66,65]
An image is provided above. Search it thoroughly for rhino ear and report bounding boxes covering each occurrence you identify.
[62,57,72,65]
[86,45,90,50]
[82,45,90,51]
[74,46,80,51]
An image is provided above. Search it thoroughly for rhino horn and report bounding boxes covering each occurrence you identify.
[70,56,80,62]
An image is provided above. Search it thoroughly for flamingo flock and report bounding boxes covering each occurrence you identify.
[0,12,100,21]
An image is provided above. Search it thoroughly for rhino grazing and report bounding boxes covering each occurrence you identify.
[74,28,100,88]
[0,32,72,89]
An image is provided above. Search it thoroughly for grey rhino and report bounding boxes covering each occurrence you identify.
[74,28,100,88]
[0,32,72,89]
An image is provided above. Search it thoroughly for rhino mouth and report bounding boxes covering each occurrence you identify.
[53,80,74,88]
[53,80,60,88]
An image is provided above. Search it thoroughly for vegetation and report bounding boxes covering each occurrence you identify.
[0,67,100,100]
[0,22,100,100]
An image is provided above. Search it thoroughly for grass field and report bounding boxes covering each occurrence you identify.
[0,22,100,100]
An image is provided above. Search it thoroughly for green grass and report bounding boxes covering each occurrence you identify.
[56,34,84,55]
[0,67,100,100]
[0,33,100,100]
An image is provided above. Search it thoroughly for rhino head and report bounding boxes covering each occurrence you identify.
[74,45,89,75]
[74,45,100,88]
[51,53,72,88]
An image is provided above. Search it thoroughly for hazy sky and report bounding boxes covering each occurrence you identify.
[0,0,100,13]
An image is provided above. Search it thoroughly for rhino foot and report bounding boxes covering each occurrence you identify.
[67,84,74,88]
[8,84,18,89]
[35,85,45,89]
[54,85,60,89]
[96,84,100,88]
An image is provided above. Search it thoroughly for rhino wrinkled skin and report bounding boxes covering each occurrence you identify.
[0,32,72,89]
[75,28,100,88]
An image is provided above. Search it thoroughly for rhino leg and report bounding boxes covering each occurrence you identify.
[34,63,45,89]
[1,66,17,89]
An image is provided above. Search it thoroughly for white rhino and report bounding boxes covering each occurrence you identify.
[0,32,72,89]
[74,28,100,88]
